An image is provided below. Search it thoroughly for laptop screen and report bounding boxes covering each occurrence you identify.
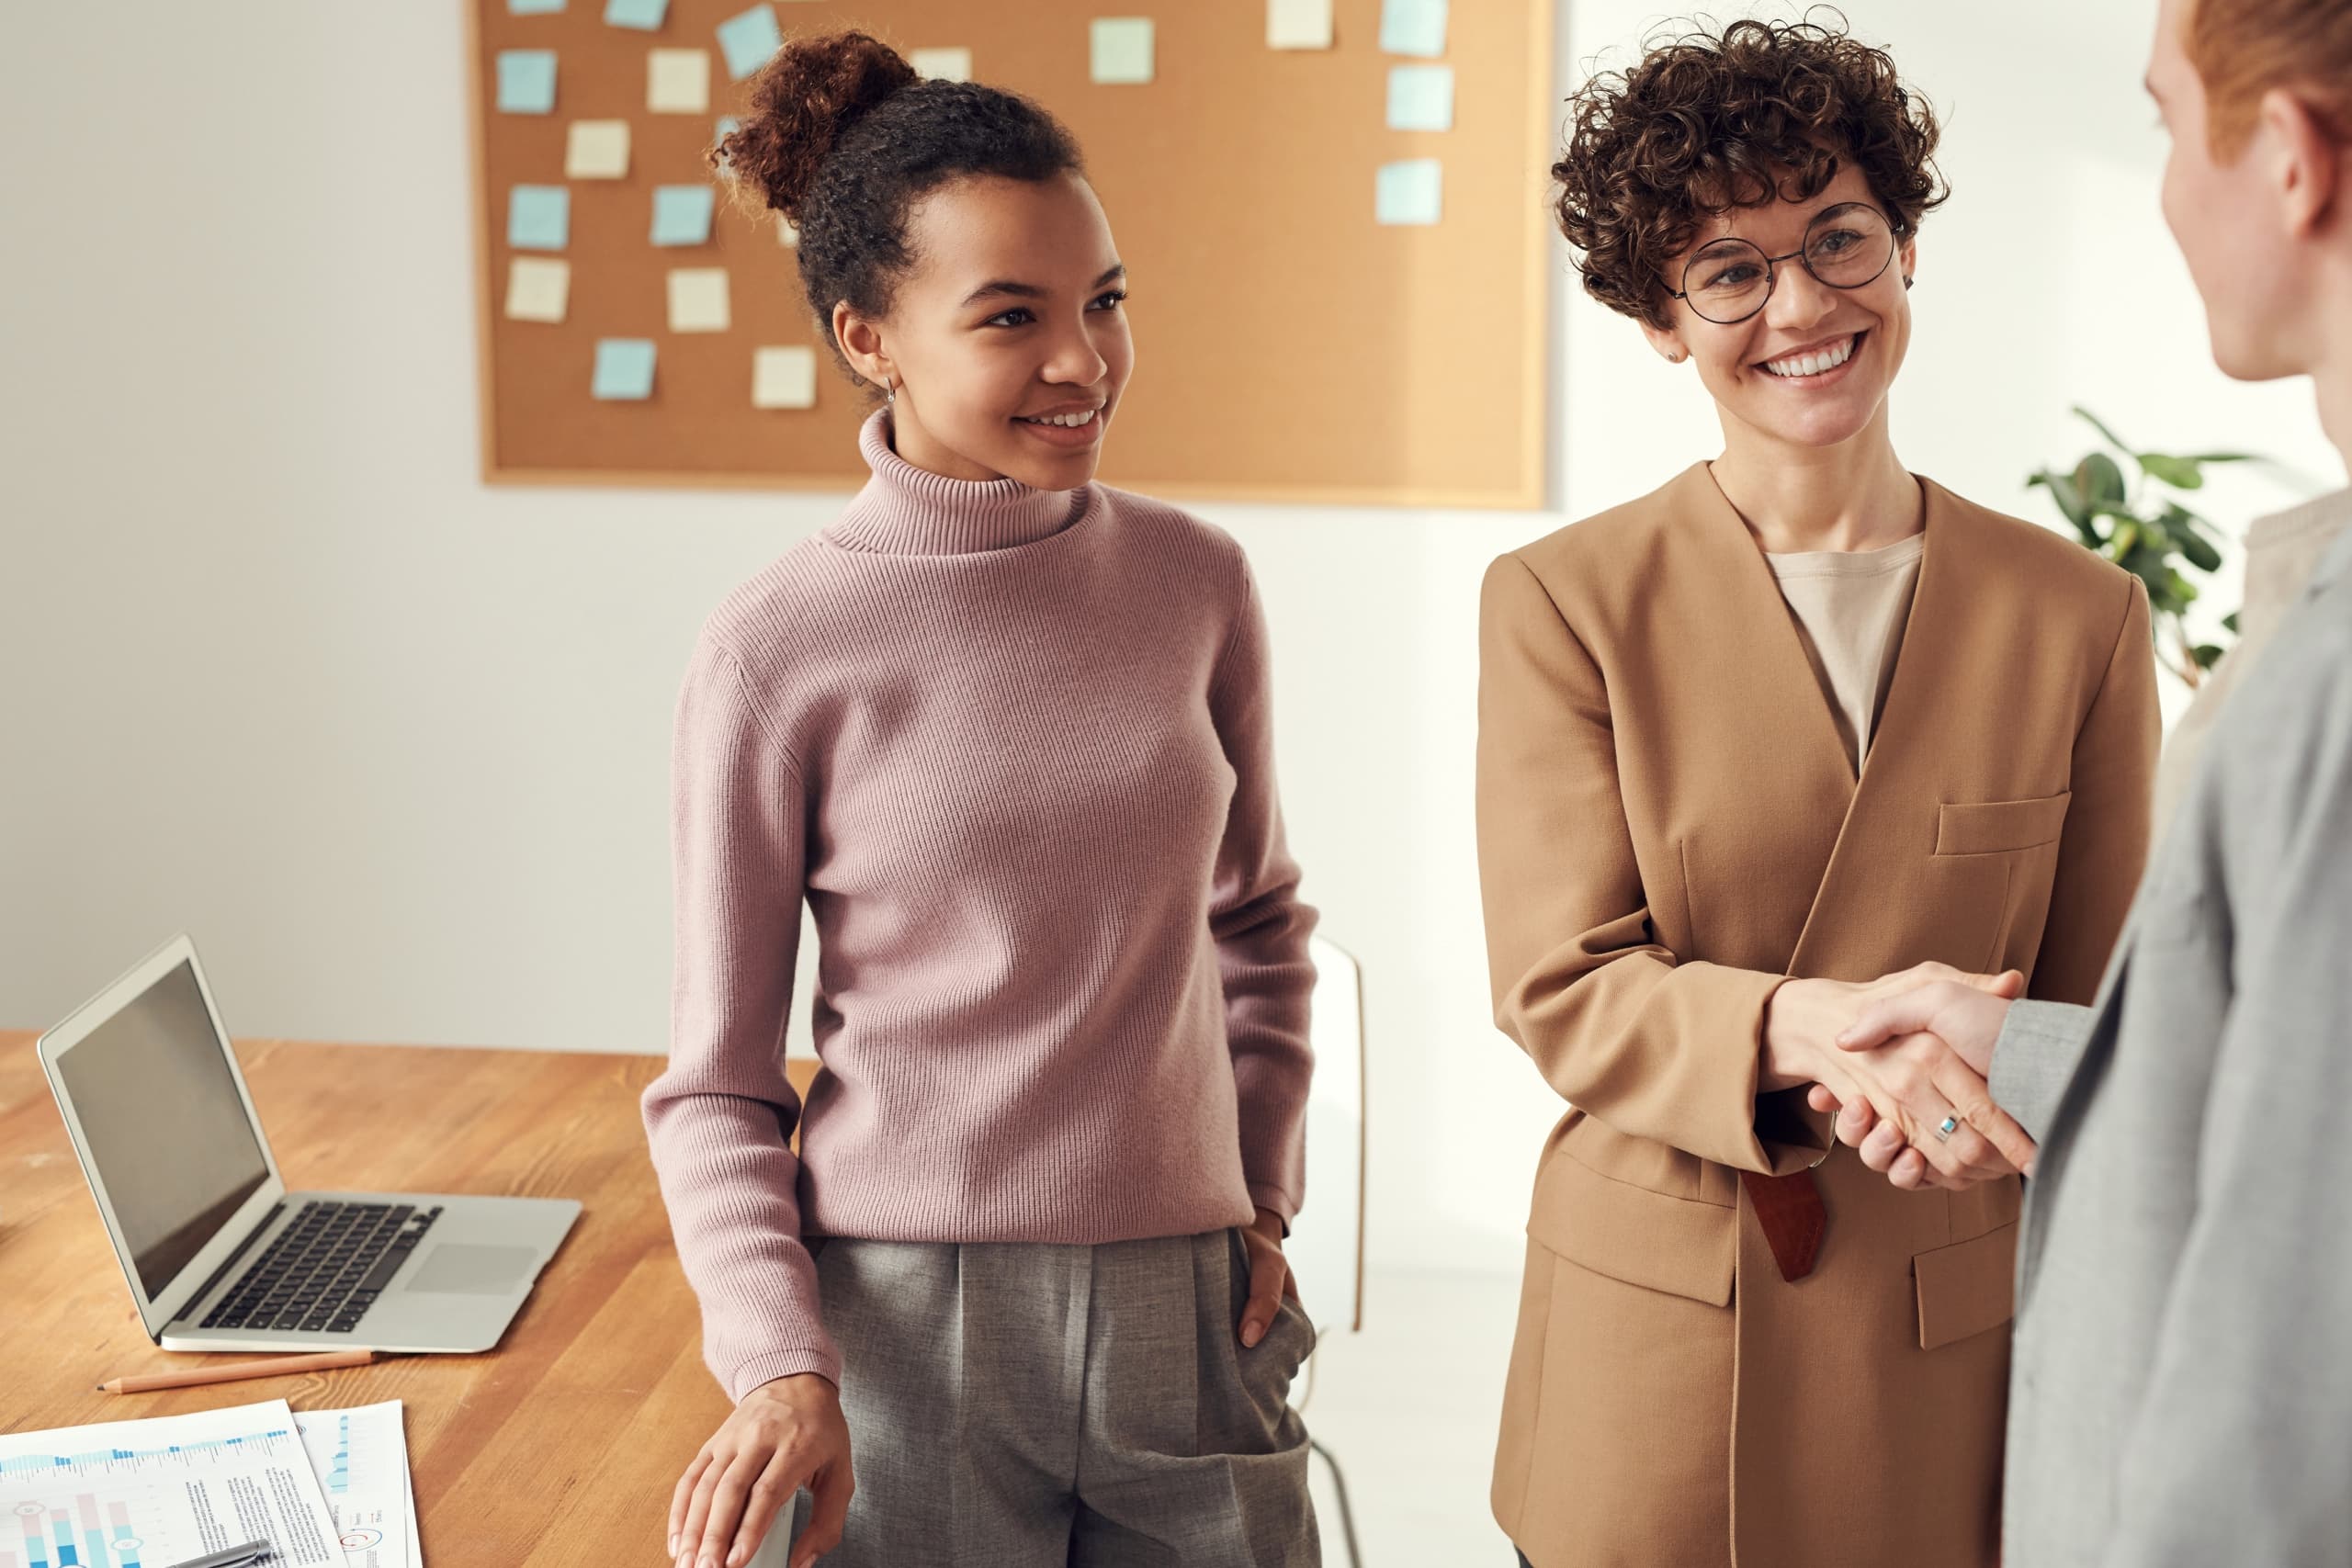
[51,958,270,1296]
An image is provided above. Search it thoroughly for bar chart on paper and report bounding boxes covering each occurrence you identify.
[0,1404,338,1568]
[7,1494,149,1568]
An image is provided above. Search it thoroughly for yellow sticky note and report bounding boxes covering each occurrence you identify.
[910,47,972,81]
[565,119,631,179]
[648,49,710,112]
[668,267,732,332]
[505,257,571,322]
[752,346,819,409]
[1268,0,1334,49]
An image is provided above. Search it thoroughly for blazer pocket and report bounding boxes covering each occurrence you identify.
[1912,1222,2018,1350]
[1934,792,2073,857]
[1528,1146,1736,1307]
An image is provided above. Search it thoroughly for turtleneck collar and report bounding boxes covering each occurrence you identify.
[822,410,1093,556]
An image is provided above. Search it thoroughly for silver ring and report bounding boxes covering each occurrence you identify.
[1935,1116,1959,1143]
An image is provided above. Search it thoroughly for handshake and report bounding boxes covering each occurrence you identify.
[1761,963,2034,1190]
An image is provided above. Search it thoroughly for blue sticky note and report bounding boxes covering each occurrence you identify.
[593,339,658,400]
[509,185,571,250]
[509,0,565,13]
[1386,64,1454,130]
[717,5,783,80]
[1375,159,1443,225]
[495,50,558,113]
[651,185,716,246]
[1380,0,1448,57]
[605,0,669,29]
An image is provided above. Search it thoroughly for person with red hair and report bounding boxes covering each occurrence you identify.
[1826,0,2352,1561]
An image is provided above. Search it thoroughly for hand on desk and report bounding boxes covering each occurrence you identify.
[1804,966,2034,1190]
[670,1372,853,1568]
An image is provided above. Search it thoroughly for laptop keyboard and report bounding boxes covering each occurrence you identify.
[200,1201,442,1334]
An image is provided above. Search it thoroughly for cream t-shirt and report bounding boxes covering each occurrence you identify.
[1765,532,1927,772]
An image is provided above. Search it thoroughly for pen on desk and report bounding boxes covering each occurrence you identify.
[158,1538,274,1568]
[97,1348,377,1394]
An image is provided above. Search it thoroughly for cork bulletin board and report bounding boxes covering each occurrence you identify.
[464,0,1555,507]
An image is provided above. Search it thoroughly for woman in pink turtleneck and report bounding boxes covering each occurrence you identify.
[643,31,1319,1568]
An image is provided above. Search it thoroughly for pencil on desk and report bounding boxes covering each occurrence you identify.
[98,1348,377,1394]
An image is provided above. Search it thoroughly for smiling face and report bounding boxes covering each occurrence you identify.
[1643,163,1918,454]
[833,171,1133,489]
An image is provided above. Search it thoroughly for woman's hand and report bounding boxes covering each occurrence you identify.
[1237,1205,1301,1348]
[669,1372,854,1568]
[1764,964,2033,1187]
[1808,971,2036,1189]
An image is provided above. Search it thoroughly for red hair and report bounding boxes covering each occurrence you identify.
[2188,0,2352,158]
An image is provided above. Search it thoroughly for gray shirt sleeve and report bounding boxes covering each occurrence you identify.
[1988,998,2098,1145]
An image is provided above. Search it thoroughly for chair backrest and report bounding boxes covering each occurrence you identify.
[1288,934,1366,1335]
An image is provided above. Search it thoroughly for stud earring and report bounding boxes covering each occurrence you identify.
[1903,276,1915,289]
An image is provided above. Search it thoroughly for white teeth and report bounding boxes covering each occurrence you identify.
[1762,334,1857,378]
[1020,409,1098,427]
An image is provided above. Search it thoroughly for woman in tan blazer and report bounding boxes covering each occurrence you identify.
[1478,20,2159,1568]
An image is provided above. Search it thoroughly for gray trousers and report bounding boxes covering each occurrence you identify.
[777,1226,1320,1567]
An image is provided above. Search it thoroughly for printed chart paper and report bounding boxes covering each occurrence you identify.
[295,1402,418,1568]
[0,1400,341,1568]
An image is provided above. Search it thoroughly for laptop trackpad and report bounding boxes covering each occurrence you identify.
[405,1243,536,1294]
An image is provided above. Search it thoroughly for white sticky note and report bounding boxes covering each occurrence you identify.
[1386,64,1453,130]
[910,46,972,81]
[505,256,571,321]
[752,346,820,409]
[1090,18,1154,84]
[668,267,732,332]
[1380,0,1447,57]
[648,49,710,112]
[565,119,631,178]
[1375,158,1442,224]
[1268,0,1334,49]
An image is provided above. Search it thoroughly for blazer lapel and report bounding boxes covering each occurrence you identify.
[1786,478,1962,978]
[1654,464,1860,963]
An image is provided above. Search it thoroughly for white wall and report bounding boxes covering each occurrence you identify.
[3,1,2339,1279]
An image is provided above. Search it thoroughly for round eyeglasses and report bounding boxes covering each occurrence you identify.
[1666,202,1899,325]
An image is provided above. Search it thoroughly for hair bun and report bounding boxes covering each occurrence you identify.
[715,31,920,220]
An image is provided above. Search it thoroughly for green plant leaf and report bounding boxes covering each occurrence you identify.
[2110,518,2141,558]
[2076,451,2129,508]
[2030,468,2103,545]
[2138,452,2206,490]
[2186,452,2256,464]
[2072,406,2134,455]
[2192,642,2227,670]
[2222,611,2242,634]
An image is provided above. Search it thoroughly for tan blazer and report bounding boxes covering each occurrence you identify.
[1477,464,2157,1568]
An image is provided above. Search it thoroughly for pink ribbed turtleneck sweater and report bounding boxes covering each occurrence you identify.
[643,412,1317,1399]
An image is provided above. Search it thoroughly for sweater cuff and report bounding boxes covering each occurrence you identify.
[727,1345,841,1404]
[1246,1179,1300,1232]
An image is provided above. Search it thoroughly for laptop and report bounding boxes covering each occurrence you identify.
[36,934,581,1354]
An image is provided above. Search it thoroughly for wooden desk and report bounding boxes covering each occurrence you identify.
[0,1030,817,1566]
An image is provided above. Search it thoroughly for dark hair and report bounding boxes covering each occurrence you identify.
[1552,14,1948,330]
[713,32,1086,378]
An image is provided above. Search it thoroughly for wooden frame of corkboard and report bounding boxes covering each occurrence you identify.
[464,1,1555,508]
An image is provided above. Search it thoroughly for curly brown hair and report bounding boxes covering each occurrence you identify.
[1553,14,1949,330]
[715,32,1084,380]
